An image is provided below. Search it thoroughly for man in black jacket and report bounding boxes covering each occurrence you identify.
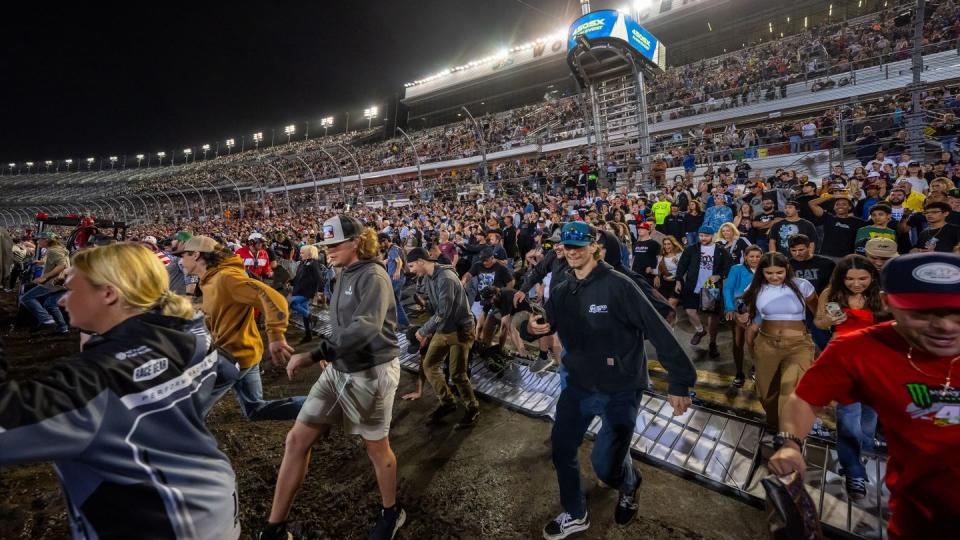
[675,225,732,358]
[525,222,695,540]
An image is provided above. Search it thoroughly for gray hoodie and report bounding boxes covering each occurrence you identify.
[311,258,399,372]
[420,263,475,337]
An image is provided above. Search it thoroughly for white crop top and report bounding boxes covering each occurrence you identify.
[755,278,815,321]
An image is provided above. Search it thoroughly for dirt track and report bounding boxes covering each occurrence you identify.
[0,292,765,539]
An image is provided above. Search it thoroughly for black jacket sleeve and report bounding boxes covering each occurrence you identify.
[519,249,556,292]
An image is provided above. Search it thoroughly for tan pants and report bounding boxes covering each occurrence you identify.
[422,328,478,409]
[753,331,815,430]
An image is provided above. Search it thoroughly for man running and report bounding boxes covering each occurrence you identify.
[525,222,696,539]
[769,252,960,539]
[264,216,404,540]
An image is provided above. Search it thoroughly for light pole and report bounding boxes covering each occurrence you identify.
[86,157,95,170]
[284,124,296,144]
[5,163,13,176]
[321,116,334,137]
[136,154,145,168]
[44,160,52,173]
[64,159,73,172]
[202,144,210,160]
[157,151,166,166]
[364,106,378,129]
[109,156,118,169]
[226,138,235,155]
[25,161,34,174]
[183,148,192,163]
[252,132,263,149]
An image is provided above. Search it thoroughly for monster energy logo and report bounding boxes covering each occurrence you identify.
[906,383,933,408]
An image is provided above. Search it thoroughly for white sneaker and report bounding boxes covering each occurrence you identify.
[542,511,590,540]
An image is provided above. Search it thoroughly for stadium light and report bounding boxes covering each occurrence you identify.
[252,132,263,148]
[86,157,95,170]
[201,143,210,160]
[108,156,117,169]
[226,138,236,155]
[157,151,166,166]
[364,107,379,129]
[26,161,34,167]
[284,124,296,143]
[44,160,53,172]
[321,116,334,136]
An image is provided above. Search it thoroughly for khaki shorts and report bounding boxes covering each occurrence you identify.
[297,358,400,440]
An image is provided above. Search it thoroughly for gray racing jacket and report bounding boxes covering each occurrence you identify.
[0,312,241,540]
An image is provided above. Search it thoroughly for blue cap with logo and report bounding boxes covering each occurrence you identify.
[882,252,960,310]
[698,225,717,235]
[559,222,596,247]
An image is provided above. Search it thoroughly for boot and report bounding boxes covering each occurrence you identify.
[299,314,313,344]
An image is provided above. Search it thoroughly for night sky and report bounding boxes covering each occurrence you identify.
[0,0,608,166]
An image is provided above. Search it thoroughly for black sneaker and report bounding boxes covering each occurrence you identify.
[614,468,642,525]
[542,511,590,540]
[368,505,406,540]
[427,401,457,424]
[455,406,480,429]
[708,342,720,358]
[732,372,745,388]
[689,329,707,346]
[258,521,292,540]
[845,476,867,501]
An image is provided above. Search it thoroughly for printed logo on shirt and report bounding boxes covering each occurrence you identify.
[344,285,353,296]
[133,358,169,382]
[588,304,608,314]
[115,346,152,361]
[904,382,960,426]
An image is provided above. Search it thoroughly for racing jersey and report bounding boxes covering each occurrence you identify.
[0,312,242,540]
[235,245,272,279]
[795,321,960,538]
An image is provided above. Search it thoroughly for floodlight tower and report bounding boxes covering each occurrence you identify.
[567,5,666,189]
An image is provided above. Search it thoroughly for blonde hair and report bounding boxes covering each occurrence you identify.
[356,228,380,260]
[300,244,319,260]
[71,243,193,319]
[716,222,741,243]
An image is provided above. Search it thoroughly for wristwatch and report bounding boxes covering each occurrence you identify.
[773,431,805,451]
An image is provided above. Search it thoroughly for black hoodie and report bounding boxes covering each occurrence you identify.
[525,261,696,395]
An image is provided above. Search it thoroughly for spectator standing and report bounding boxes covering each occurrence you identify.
[723,245,763,387]
[813,255,887,500]
[676,225,732,357]
[379,233,409,329]
[630,222,660,283]
[19,232,69,335]
[914,201,960,253]
[768,201,818,255]
[809,191,865,258]
[289,244,323,344]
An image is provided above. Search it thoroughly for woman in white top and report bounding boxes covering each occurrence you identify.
[739,252,819,430]
[652,235,683,313]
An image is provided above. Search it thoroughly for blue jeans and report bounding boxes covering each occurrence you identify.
[941,136,956,152]
[552,383,642,519]
[836,402,877,478]
[685,232,698,247]
[209,363,305,421]
[789,136,801,154]
[289,295,311,319]
[19,286,67,331]
[392,279,409,327]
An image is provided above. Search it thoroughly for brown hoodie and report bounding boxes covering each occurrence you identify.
[200,254,289,368]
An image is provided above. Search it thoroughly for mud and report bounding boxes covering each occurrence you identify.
[0,292,765,539]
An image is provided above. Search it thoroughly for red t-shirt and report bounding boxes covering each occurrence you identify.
[795,321,960,538]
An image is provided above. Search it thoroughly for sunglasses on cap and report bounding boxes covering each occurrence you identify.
[560,228,595,242]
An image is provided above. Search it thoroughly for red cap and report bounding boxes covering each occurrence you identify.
[639,222,653,231]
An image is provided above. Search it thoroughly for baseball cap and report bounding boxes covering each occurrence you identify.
[908,161,920,167]
[37,231,58,240]
[172,235,219,255]
[865,237,898,259]
[867,171,881,178]
[698,225,717,235]
[638,222,653,231]
[882,253,960,310]
[406,247,434,263]
[175,230,192,242]
[248,232,265,242]
[947,188,960,198]
[142,235,158,246]
[559,222,596,247]
[320,215,364,246]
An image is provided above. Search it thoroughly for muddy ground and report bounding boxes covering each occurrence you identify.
[0,292,766,539]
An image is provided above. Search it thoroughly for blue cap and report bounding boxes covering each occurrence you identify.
[882,252,960,310]
[698,225,717,235]
[560,222,596,247]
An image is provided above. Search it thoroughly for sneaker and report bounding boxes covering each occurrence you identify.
[542,511,590,540]
[258,521,292,540]
[298,334,313,345]
[368,505,406,540]
[614,469,642,525]
[427,401,457,424]
[732,372,745,388]
[708,342,720,358]
[690,329,707,346]
[845,476,867,501]
[455,406,480,429]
